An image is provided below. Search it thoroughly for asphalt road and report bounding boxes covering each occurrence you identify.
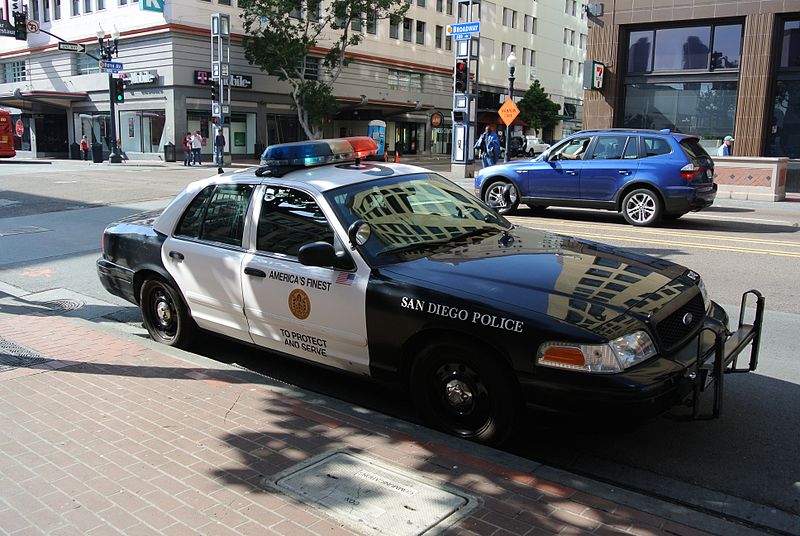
[1,160,798,533]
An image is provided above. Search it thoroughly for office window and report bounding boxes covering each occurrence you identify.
[436,0,442,12]
[654,26,711,70]
[31,0,40,19]
[580,34,587,49]
[712,24,742,69]
[416,20,425,45]
[524,15,536,34]
[403,18,412,42]
[54,0,61,18]
[503,8,517,28]
[564,28,574,46]
[435,25,443,49]
[352,14,362,32]
[218,0,230,5]
[446,0,452,15]
[72,0,79,14]
[562,58,573,75]
[501,42,516,61]
[445,35,452,51]
[390,16,399,39]
[76,47,101,74]
[302,57,320,80]
[97,0,104,8]
[417,0,425,6]
[1,61,26,83]
[84,0,91,12]
[388,69,423,91]
[366,11,377,34]
[43,0,51,21]
[523,48,533,66]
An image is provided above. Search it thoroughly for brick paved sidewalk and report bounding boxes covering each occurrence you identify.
[0,313,740,536]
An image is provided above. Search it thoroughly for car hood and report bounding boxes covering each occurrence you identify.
[379,226,693,336]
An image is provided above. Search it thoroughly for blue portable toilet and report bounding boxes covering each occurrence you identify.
[367,120,386,159]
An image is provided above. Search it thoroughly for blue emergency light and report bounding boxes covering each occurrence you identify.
[259,137,378,175]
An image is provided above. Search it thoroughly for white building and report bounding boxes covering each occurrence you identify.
[0,0,585,160]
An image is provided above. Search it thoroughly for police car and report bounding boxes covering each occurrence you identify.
[97,137,764,445]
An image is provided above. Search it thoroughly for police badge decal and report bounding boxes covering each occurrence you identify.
[288,289,311,320]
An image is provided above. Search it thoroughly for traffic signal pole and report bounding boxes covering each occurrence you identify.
[451,0,481,178]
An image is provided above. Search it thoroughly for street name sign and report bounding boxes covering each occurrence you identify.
[446,22,480,41]
[99,60,124,73]
[58,42,86,53]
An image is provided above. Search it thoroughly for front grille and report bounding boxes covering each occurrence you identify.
[655,294,705,351]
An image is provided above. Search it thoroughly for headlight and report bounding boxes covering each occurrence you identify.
[697,278,710,311]
[537,331,657,374]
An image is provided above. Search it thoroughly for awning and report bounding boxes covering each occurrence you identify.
[0,89,90,111]
[335,95,433,116]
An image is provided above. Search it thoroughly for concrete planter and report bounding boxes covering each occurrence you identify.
[712,156,788,202]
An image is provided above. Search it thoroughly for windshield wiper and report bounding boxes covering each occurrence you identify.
[455,227,504,241]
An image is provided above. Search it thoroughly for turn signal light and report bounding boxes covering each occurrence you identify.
[539,347,586,368]
[680,163,700,181]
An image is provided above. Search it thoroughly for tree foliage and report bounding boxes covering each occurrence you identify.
[517,80,561,134]
[241,0,408,139]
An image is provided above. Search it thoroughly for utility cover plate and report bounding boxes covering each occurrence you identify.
[271,449,479,535]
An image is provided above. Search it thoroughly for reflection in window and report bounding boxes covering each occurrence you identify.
[589,136,628,160]
[654,26,710,71]
[175,186,215,238]
[768,80,800,158]
[628,30,653,73]
[780,21,800,68]
[623,82,738,139]
[712,24,742,69]
[257,187,333,257]
[199,185,254,247]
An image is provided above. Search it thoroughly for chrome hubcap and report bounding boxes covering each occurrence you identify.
[445,379,474,408]
[626,193,655,223]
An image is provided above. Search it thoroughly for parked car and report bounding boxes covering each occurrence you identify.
[97,136,762,445]
[498,136,527,160]
[524,135,550,156]
[475,128,717,226]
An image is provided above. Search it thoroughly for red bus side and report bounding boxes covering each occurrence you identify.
[0,111,17,158]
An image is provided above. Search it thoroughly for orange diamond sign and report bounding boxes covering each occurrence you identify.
[498,98,520,126]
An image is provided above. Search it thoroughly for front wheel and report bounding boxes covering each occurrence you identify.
[483,179,520,214]
[410,340,519,446]
[140,278,196,348]
[622,188,663,226]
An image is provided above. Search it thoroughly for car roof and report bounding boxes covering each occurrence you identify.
[572,128,697,139]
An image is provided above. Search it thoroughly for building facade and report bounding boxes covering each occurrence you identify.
[584,0,800,160]
[0,0,585,160]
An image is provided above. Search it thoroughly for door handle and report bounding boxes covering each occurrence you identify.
[618,170,632,176]
[565,170,578,176]
[168,251,184,261]
[244,267,267,278]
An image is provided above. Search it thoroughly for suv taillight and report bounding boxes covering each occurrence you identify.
[680,163,700,181]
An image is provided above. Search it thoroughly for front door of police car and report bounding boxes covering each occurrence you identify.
[241,185,370,375]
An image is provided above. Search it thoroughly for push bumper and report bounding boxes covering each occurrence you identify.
[520,290,765,419]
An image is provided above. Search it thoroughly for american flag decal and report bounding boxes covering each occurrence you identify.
[336,272,356,286]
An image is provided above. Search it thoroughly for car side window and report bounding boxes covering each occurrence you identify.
[256,187,335,258]
[175,185,215,238]
[195,184,254,246]
[622,137,639,159]
[642,137,672,157]
[588,135,627,160]
[554,137,591,160]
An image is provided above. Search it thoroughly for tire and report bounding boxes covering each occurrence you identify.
[483,179,520,214]
[140,278,196,348]
[410,340,519,446]
[621,188,663,226]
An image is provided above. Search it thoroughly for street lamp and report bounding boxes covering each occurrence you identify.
[504,51,517,163]
[97,25,123,163]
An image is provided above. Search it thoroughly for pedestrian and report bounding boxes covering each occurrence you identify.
[214,128,225,172]
[183,132,193,166]
[717,135,734,156]
[474,125,501,168]
[79,135,90,161]
[191,130,203,165]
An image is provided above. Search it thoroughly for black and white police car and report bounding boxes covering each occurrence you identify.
[97,137,764,445]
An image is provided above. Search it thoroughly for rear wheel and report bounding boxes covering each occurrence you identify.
[483,179,519,214]
[140,278,196,348]
[622,188,663,226]
[410,340,519,446]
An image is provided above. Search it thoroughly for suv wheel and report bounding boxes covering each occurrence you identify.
[483,180,519,214]
[622,188,662,226]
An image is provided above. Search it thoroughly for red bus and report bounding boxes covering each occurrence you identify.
[0,110,16,158]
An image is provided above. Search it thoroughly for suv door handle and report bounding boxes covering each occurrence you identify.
[244,267,267,278]
[565,170,577,176]
[618,170,632,176]
[168,251,184,261]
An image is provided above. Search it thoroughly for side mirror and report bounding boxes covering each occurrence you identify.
[347,220,371,247]
[298,241,338,267]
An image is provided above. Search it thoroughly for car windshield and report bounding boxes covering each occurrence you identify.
[325,173,511,265]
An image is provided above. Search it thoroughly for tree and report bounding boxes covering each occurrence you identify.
[517,80,561,135]
[241,0,408,140]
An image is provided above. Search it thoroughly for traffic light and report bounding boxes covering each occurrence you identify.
[113,78,125,103]
[454,59,469,93]
[210,80,218,102]
[13,12,26,41]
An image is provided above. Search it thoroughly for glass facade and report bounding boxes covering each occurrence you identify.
[73,111,112,152]
[769,19,800,157]
[119,110,166,154]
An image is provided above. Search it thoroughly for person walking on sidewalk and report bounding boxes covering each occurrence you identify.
[717,135,734,156]
[79,135,90,161]
[474,125,500,168]
[191,130,203,165]
[214,128,226,172]
[183,132,193,166]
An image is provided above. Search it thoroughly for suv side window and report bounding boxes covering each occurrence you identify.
[622,137,639,159]
[588,135,628,160]
[256,186,335,258]
[642,137,672,157]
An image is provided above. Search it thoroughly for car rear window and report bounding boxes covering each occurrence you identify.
[642,137,672,157]
[679,137,710,159]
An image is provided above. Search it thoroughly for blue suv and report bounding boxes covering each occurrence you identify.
[474,129,717,226]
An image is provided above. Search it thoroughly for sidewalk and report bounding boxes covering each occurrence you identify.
[0,300,766,535]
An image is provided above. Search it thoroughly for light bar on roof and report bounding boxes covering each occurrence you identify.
[259,137,378,169]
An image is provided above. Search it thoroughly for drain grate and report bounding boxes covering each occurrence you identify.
[0,336,52,373]
[269,449,479,536]
[39,299,84,312]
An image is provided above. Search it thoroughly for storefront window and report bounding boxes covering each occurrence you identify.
[712,24,742,69]
[627,24,741,74]
[780,21,800,68]
[623,81,738,139]
[653,26,711,71]
[73,111,111,152]
[119,110,166,154]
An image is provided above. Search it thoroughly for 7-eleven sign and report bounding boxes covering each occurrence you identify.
[592,61,605,89]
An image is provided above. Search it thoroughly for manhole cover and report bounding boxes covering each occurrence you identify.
[0,336,52,373]
[270,450,479,536]
[39,299,84,312]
